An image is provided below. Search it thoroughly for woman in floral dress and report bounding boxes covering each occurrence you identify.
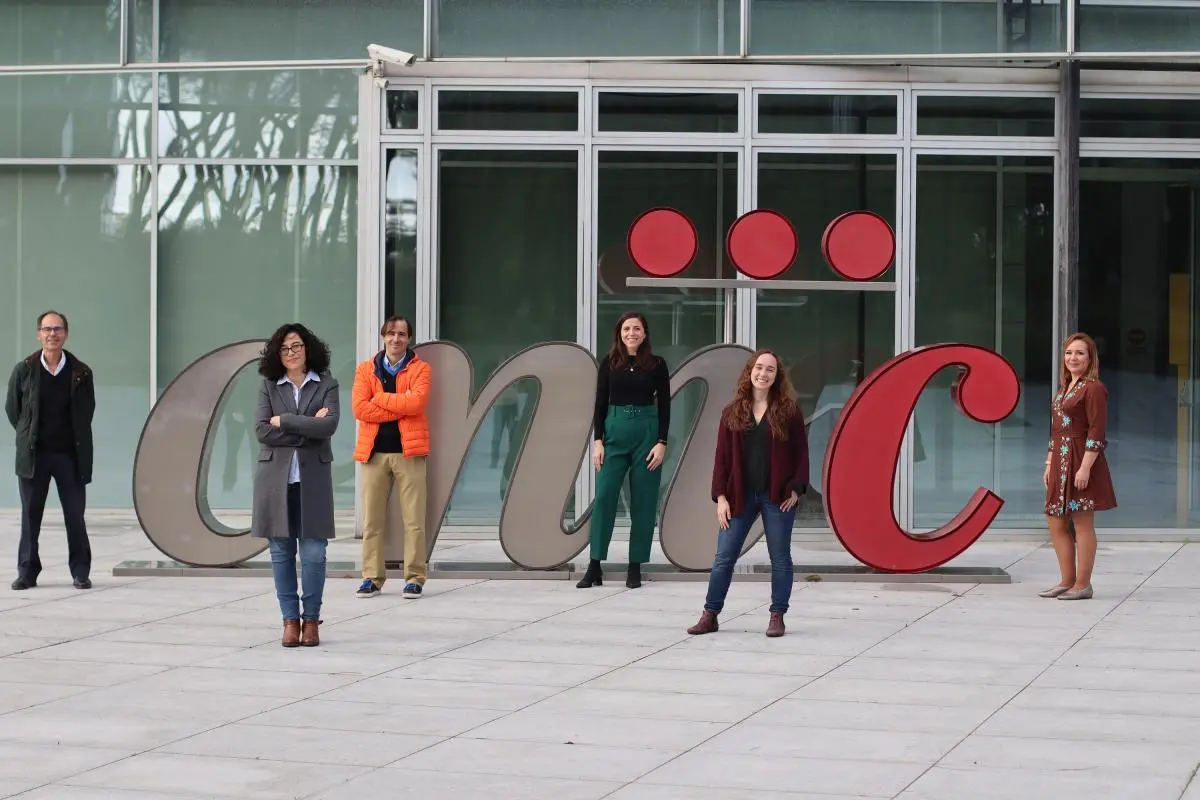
[1041,332,1116,600]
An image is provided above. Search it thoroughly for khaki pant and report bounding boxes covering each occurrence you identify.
[361,453,427,585]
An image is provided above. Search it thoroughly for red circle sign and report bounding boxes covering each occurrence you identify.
[726,209,798,280]
[627,208,698,277]
[822,211,895,281]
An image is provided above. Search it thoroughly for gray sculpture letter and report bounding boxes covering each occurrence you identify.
[658,344,755,571]
[389,341,598,570]
[133,340,268,567]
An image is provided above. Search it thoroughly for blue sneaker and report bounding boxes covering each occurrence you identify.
[402,582,423,599]
[356,579,381,598]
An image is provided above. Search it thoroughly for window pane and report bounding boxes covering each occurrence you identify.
[386,90,420,130]
[598,93,739,134]
[158,0,423,61]
[751,0,1062,55]
[0,0,120,65]
[0,73,152,159]
[158,70,358,160]
[914,155,1055,529]
[597,150,735,522]
[438,150,579,525]
[754,153,897,525]
[1080,2,1200,52]
[157,166,359,518]
[1081,98,1200,139]
[1079,158,1200,528]
[0,166,152,508]
[438,91,579,132]
[132,0,154,62]
[385,149,418,320]
[756,153,896,282]
[437,0,739,57]
[917,95,1056,137]
[758,94,898,135]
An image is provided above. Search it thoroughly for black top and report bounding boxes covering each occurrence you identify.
[371,351,406,454]
[742,415,771,494]
[36,364,75,453]
[593,355,671,442]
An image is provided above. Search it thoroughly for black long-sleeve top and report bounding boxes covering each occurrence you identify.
[593,355,671,443]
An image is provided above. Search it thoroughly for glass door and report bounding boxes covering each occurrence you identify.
[593,147,741,525]
[911,153,1056,529]
[1078,157,1200,528]
[750,148,902,528]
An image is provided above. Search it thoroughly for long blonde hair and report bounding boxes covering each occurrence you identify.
[1059,332,1100,389]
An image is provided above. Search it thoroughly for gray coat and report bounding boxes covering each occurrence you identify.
[251,372,340,540]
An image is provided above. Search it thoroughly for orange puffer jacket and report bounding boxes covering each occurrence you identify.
[351,351,431,462]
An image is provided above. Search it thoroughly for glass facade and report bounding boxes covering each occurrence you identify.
[2,0,1200,539]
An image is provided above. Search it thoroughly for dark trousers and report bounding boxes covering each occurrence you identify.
[704,490,796,614]
[591,405,662,564]
[18,451,91,582]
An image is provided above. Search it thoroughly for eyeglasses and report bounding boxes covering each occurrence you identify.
[38,326,65,335]
[279,343,305,356]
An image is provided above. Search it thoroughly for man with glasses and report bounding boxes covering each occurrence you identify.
[5,311,95,590]
[351,316,432,598]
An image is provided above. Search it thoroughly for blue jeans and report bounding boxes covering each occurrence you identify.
[267,483,327,621]
[704,490,797,614]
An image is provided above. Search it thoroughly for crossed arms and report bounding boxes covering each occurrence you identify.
[352,362,431,424]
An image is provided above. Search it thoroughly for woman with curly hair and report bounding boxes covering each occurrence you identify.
[251,323,340,647]
[688,349,808,638]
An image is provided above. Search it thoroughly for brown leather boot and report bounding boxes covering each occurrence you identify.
[687,610,718,635]
[281,619,301,648]
[300,619,321,647]
[766,611,785,638]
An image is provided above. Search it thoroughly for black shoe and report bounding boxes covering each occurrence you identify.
[11,576,35,591]
[576,559,603,588]
[626,563,642,589]
[73,577,92,590]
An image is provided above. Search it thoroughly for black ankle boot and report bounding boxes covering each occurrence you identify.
[626,562,642,589]
[576,559,603,588]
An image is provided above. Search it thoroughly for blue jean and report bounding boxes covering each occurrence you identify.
[267,483,327,621]
[704,490,797,614]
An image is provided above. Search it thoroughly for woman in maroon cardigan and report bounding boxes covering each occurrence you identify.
[687,350,808,638]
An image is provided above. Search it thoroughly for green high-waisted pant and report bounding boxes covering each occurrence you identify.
[591,404,662,564]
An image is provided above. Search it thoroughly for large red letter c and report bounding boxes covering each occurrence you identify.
[823,344,1020,573]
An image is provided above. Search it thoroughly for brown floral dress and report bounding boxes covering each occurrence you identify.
[1045,378,1117,517]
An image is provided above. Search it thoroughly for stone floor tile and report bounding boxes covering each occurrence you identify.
[696,724,962,763]
[319,675,563,710]
[310,768,619,800]
[897,764,1187,800]
[158,722,441,767]
[392,737,680,783]
[641,751,927,796]
[465,709,726,749]
[244,697,506,737]
[63,752,369,798]
[529,686,772,723]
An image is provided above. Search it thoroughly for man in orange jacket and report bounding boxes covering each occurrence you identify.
[351,316,432,598]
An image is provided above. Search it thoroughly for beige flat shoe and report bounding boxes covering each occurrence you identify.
[1038,585,1071,598]
[1058,586,1093,600]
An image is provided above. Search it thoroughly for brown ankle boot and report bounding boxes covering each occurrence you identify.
[766,611,785,638]
[300,619,321,647]
[687,610,718,635]
[282,619,301,648]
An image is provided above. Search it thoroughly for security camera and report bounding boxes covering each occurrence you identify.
[368,44,416,67]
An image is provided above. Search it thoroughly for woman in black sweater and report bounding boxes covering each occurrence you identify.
[577,311,670,589]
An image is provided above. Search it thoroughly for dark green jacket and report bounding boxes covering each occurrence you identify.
[4,350,96,484]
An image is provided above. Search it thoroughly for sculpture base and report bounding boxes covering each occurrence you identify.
[113,560,1010,583]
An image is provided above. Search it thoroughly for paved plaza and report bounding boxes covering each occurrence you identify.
[0,512,1198,799]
